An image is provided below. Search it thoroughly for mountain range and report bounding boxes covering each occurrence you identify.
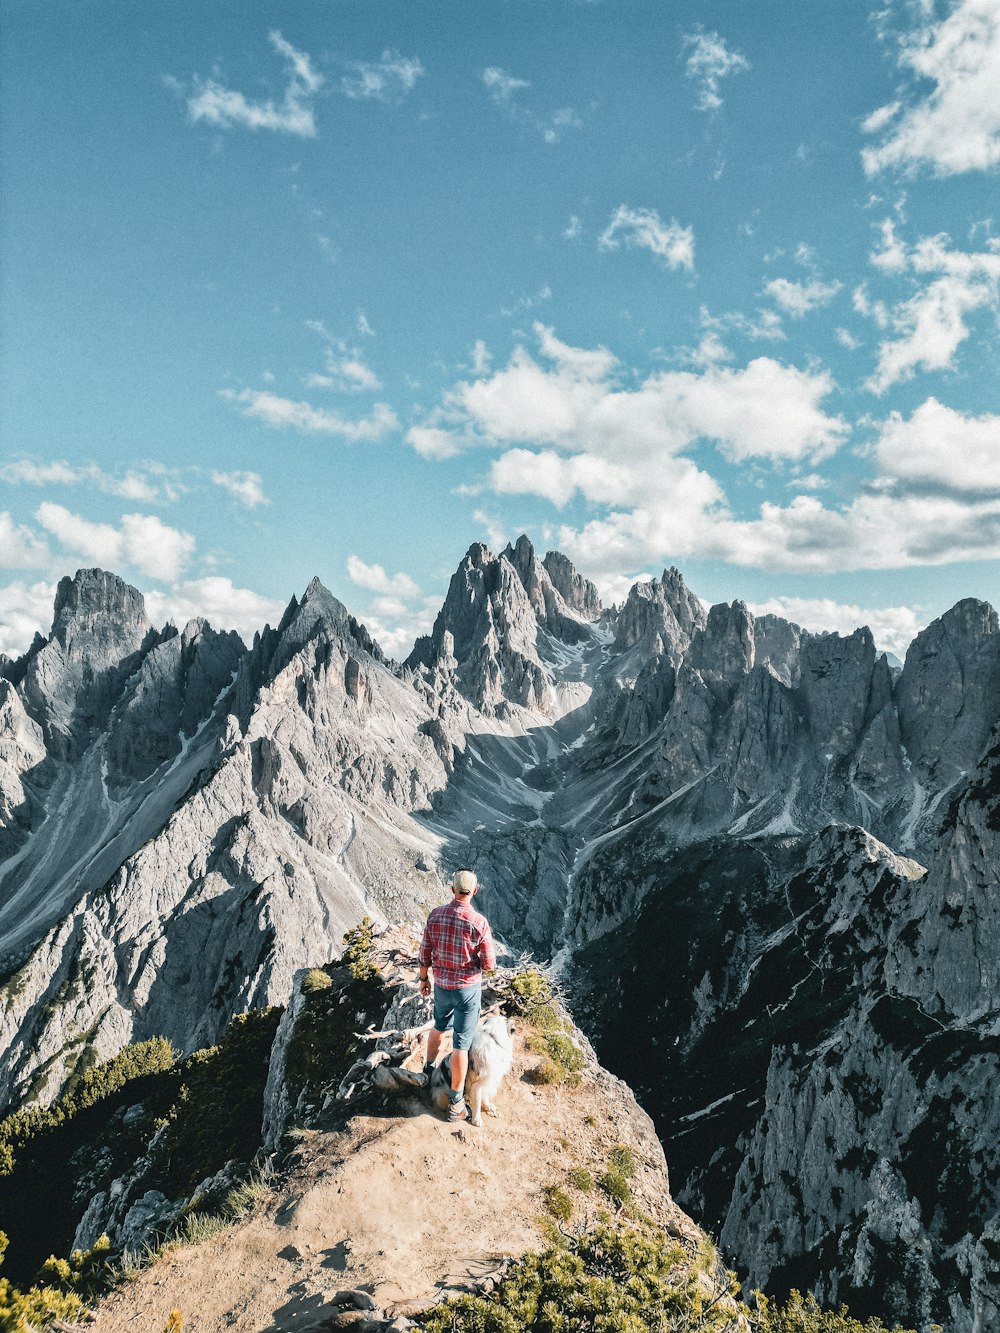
[2,536,1000,1330]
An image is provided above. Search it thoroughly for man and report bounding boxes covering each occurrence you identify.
[418,869,497,1122]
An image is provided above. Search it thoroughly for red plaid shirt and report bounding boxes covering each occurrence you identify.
[419,897,496,990]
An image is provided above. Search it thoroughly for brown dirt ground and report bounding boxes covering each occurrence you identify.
[89,1026,699,1333]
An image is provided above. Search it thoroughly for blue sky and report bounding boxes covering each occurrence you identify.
[2,0,999,658]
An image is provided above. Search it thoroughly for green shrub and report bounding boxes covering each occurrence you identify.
[597,1168,633,1208]
[542,1185,573,1223]
[302,968,333,994]
[0,1228,112,1332]
[417,1219,917,1333]
[749,1288,917,1333]
[0,1037,177,1182]
[608,1145,637,1179]
[567,1167,593,1192]
[341,917,378,981]
[527,1030,587,1087]
[494,968,556,1018]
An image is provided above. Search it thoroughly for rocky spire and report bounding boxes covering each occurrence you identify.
[20,569,154,759]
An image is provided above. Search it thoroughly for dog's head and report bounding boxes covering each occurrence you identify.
[480,1012,515,1052]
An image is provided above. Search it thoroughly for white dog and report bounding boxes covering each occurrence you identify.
[430,1012,515,1127]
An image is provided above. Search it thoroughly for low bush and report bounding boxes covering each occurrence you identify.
[417,1219,918,1333]
[302,968,333,994]
[567,1166,593,1193]
[526,1030,587,1087]
[542,1184,574,1223]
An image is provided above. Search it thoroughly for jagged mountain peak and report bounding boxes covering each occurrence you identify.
[542,548,602,620]
[51,568,150,646]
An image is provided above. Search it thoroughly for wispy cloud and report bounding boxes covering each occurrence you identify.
[0,458,177,503]
[340,50,423,102]
[683,29,750,112]
[862,0,1000,176]
[210,471,269,508]
[764,276,843,317]
[599,205,695,271]
[860,226,1000,393]
[481,66,582,142]
[186,30,323,138]
[483,66,530,103]
[221,388,398,441]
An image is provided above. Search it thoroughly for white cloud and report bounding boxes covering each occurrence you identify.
[340,50,423,102]
[683,29,750,112]
[747,595,923,658]
[482,67,530,103]
[599,205,695,271]
[346,554,421,600]
[187,30,322,137]
[473,510,509,552]
[862,229,1000,392]
[356,310,375,337]
[0,458,169,503]
[35,503,195,582]
[764,277,842,316]
[481,67,580,142]
[210,470,269,508]
[0,580,57,657]
[145,577,286,646]
[439,326,846,467]
[835,328,862,350]
[862,0,1000,176]
[221,389,398,441]
[405,424,463,460]
[564,215,583,241]
[0,514,50,570]
[874,397,1000,492]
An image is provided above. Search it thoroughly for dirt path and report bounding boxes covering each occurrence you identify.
[91,1030,697,1333]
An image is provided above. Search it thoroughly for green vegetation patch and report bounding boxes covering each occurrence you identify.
[417,1218,918,1333]
[0,1012,279,1286]
[526,1030,587,1087]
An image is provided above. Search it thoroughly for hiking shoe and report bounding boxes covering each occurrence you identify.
[447,1096,468,1122]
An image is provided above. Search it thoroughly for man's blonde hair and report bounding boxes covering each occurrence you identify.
[451,869,478,895]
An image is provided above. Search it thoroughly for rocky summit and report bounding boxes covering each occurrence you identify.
[2,540,1000,1329]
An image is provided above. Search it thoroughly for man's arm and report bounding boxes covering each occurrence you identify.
[477,919,497,973]
[418,917,433,994]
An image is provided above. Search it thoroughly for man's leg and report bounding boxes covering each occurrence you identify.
[450,1048,469,1094]
[426,1028,443,1066]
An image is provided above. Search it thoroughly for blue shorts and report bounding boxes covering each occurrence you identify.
[433,983,481,1051]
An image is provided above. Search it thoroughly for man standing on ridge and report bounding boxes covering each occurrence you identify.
[418,869,497,1122]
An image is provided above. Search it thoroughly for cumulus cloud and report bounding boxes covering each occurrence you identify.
[145,577,286,646]
[0,579,57,656]
[210,471,269,508]
[683,29,750,112]
[340,50,423,102]
[764,276,843,316]
[436,324,846,467]
[861,228,1000,392]
[35,503,195,582]
[747,595,923,658]
[0,513,51,569]
[187,30,323,137]
[874,397,1000,492]
[346,554,421,600]
[221,388,398,441]
[862,0,1000,176]
[599,206,695,271]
